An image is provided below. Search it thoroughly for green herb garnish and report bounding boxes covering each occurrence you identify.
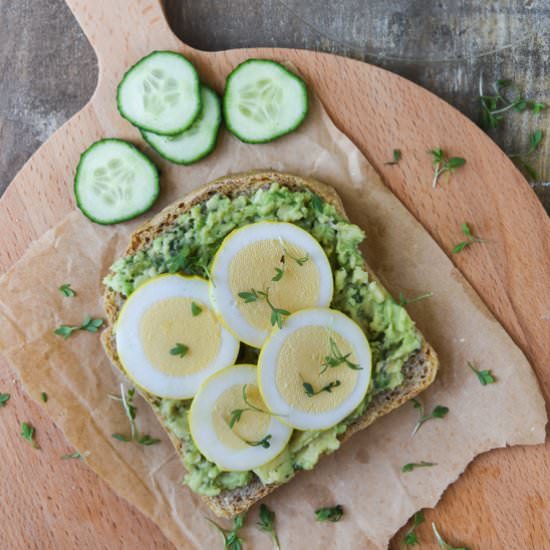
[229,384,281,428]
[239,289,264,302]
[452,223,485,254]
[239,288,266,304]
[320,337,361,374]
[432,523,470,550]
[397,292,433,307]
[110,384,160,446]
[167,247,214,282]
[480,78,546,129]
[228,409,245,428]
[257,504,280,549]
[58,283,76,297]
[245,434,272,449]
[311,194,324,212]
[81,316,103,331]
[197,258,213,281]
[170,343,189,358]
[402,461,437,473]
[272,264,285,282]
[467,361,495,385]
[276,237,310,267]
[166,244,192,273]
[21,422,38,448]
[238,288,290,329]
[314,504,344,522]
[112,433,131,442]
[429,148,466,188]
[478,78,545,180]
[41,392,47,403]
[111,385,137,442]
[411,399,449,436]
[0,393,10,407]
[138,434,161,446]
[385,149,401,165]
[191,302,203,316]
[271,240,309,283]
[286,251,309,266]
[404,511,425,546]
[303,379,341,397]
[206,513,246,550]
[526,128,543,154]
[54,315,104,339]
[510,129,544,180]
[62,451,85,459]
[54,326,74,339]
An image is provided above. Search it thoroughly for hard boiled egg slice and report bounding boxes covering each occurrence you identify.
[258,308,372,431]
[210,221,333,348]
[115,274,239,399]
[189,364,292,471]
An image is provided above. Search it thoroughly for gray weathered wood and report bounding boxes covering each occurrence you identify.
[1,0,548,210]
[0,0,97,193]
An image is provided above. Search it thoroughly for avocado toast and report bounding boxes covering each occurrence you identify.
[101,170,438,518]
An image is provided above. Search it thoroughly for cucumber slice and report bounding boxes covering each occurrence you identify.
[117,51,201,136]
[223,59,308,143]
[74,139,159,225]
[142,85,222,165]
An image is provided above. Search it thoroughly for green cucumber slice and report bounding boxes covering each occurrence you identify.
[142,85,222,165]
[117,51,201,136]
[74,139,159,225]
[223,59,308,143]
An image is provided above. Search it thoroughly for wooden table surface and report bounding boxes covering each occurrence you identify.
[1,0,549,212]
[0,2,549,550]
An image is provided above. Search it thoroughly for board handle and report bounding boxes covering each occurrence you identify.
[64,0,183,75]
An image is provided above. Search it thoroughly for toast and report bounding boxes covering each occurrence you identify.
[102,170,439,518]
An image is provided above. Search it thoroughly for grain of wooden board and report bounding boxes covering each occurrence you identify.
[0,0,548,548]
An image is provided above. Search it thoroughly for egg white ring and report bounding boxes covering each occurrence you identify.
[258,308,372,431]
[115,274,239,399]
[189,364,293,471]
[210,221,334,348]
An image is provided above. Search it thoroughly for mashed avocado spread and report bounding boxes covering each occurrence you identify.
[105,183,420,495]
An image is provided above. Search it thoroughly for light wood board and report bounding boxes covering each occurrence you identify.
[0,0,549,548]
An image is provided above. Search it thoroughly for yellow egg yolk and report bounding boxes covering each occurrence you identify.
[139,297,221,376]
[275,327,359,413]
[213,383,271,451]
[229,239,320,332]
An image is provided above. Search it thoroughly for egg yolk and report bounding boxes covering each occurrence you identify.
[139,297,221,376]
[212,383,271,450]
[229,239,320,332]
[275,327,359,413]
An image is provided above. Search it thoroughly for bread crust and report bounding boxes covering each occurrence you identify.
[101,170,439,518]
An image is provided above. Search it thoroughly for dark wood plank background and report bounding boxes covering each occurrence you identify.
[1,0,548,212]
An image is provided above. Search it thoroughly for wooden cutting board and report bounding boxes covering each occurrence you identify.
[1,0,548,548]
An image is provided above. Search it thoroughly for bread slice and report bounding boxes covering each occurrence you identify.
[101,170,439,518]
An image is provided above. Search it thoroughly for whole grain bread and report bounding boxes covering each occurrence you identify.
[101,170,439,518]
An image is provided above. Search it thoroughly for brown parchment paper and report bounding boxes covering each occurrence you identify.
[0,93,546,550]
